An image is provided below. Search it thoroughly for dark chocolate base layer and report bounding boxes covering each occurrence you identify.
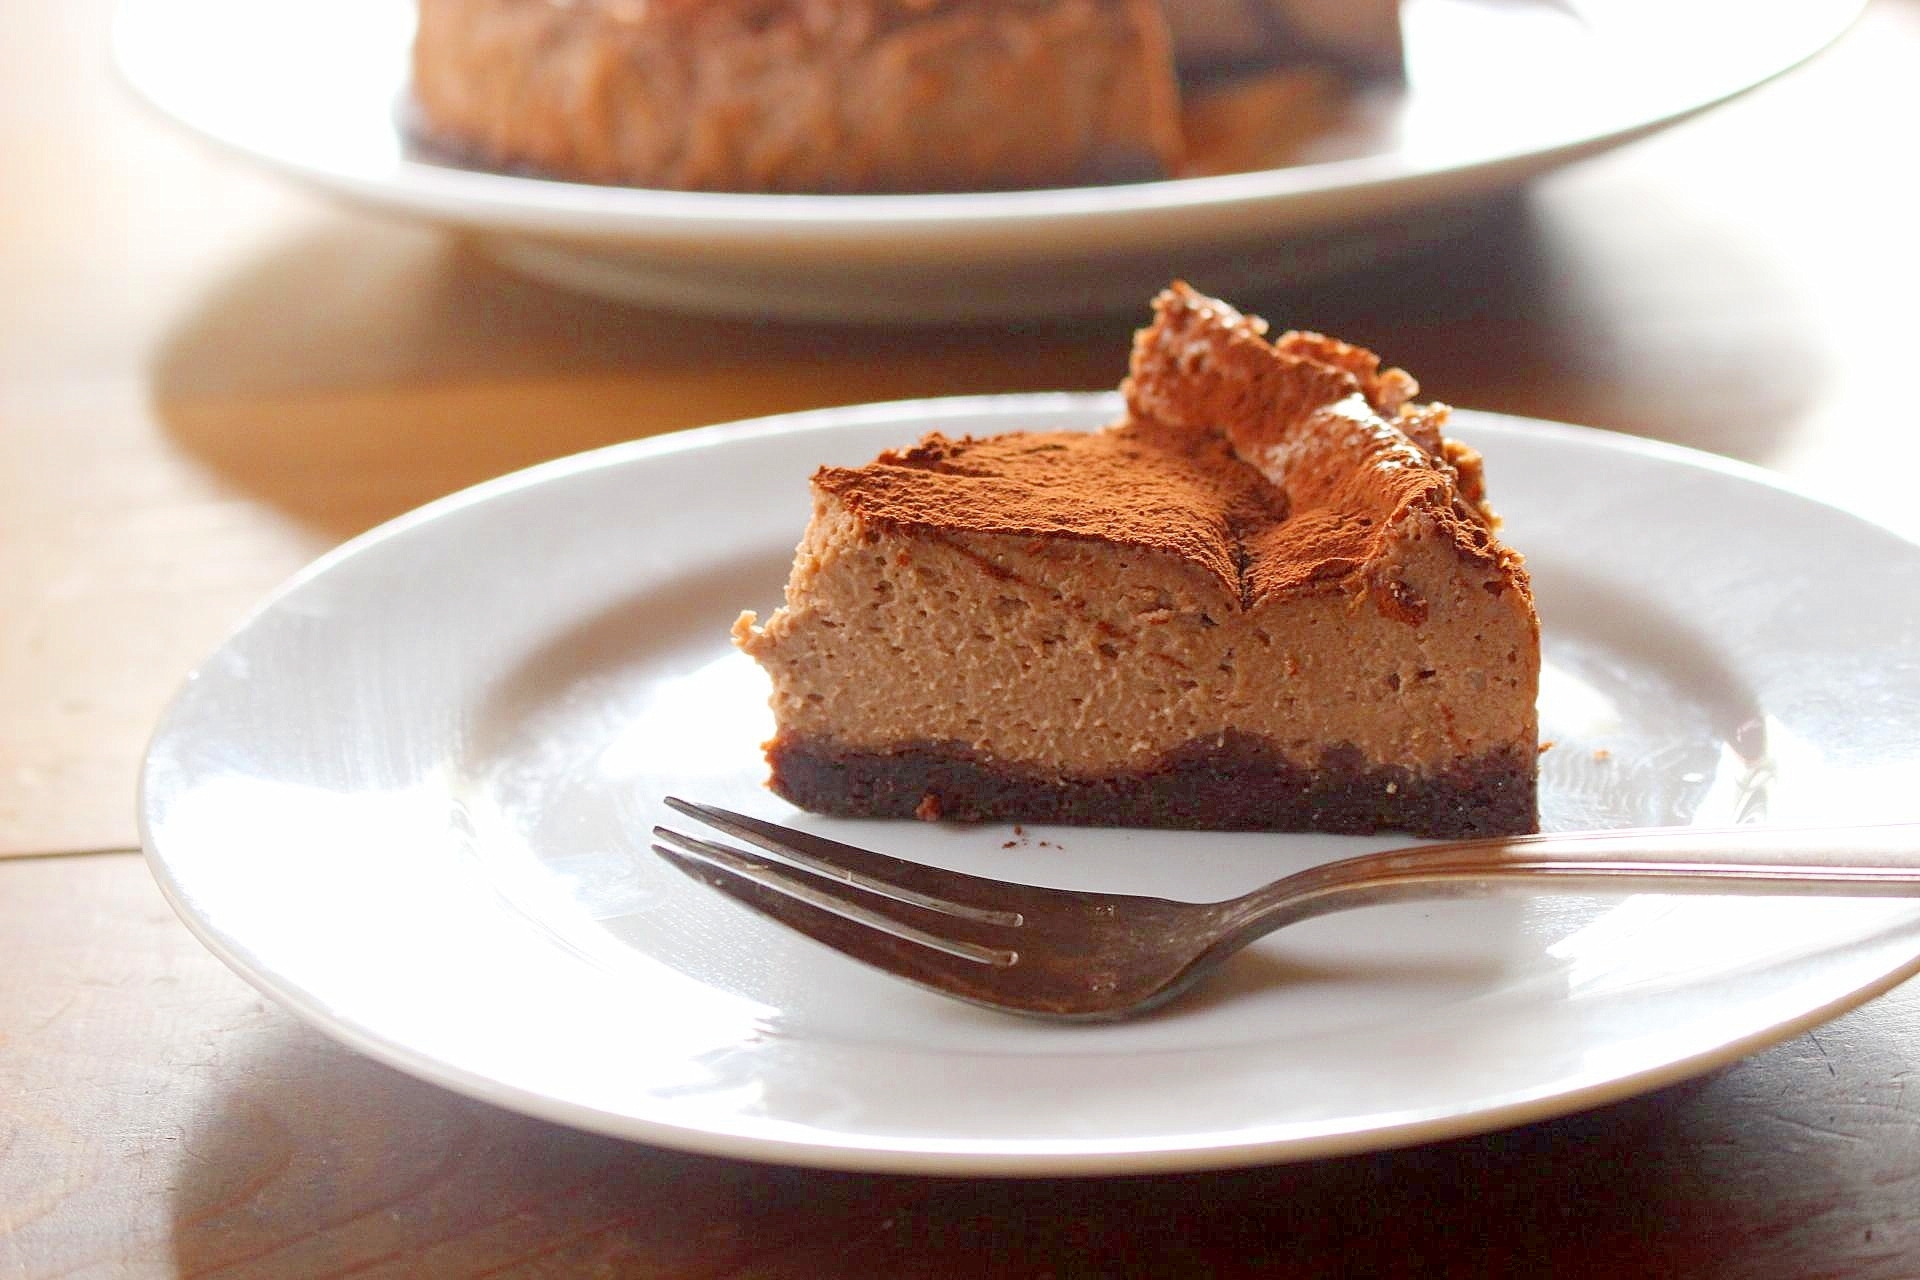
[766,732,1538,839]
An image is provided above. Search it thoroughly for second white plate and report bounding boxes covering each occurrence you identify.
[112,0,1862,319]
[141,397,1920,1174]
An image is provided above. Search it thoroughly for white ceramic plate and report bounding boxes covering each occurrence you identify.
[140,398,1920,1175]
[112,0,1862,320]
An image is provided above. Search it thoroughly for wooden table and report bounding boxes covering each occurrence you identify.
[6,2,1919,1274]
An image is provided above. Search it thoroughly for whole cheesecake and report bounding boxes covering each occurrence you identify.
[410,0,1401,193]
[735,284,1541,837]
[411,0,1182,193]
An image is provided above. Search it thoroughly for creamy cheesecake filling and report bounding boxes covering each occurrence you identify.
[734,493,1535,777]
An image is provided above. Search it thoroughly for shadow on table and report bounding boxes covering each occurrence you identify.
[139,227,1126,542]
[164,1012,1890,1279]
[143,188,1814,544]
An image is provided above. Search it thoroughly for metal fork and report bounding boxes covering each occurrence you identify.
[651,798,1920,1021]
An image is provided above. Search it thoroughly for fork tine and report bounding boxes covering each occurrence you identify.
[652,826,1025,955]
[652,834,1020,990]
[663,796,1038,921]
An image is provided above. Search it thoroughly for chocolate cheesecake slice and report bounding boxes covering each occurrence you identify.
[735,284,1540,837]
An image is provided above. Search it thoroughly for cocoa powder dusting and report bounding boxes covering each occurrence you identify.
[810,282,1531,614]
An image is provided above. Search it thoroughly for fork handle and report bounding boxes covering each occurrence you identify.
[1219,821,1920,936]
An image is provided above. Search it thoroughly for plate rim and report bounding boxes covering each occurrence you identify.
[139,398,1920,1175]
[108,0,1867,242]
[182,391,1920,622]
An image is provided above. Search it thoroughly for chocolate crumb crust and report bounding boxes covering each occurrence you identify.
[767,733,1539,839]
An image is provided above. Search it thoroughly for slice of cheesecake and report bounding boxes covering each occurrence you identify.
[735,284,1540,837]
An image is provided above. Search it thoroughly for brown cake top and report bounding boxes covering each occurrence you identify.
[811,282,1528,609]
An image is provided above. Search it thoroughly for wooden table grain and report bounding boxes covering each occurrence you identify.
[4,1,1919,1275]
